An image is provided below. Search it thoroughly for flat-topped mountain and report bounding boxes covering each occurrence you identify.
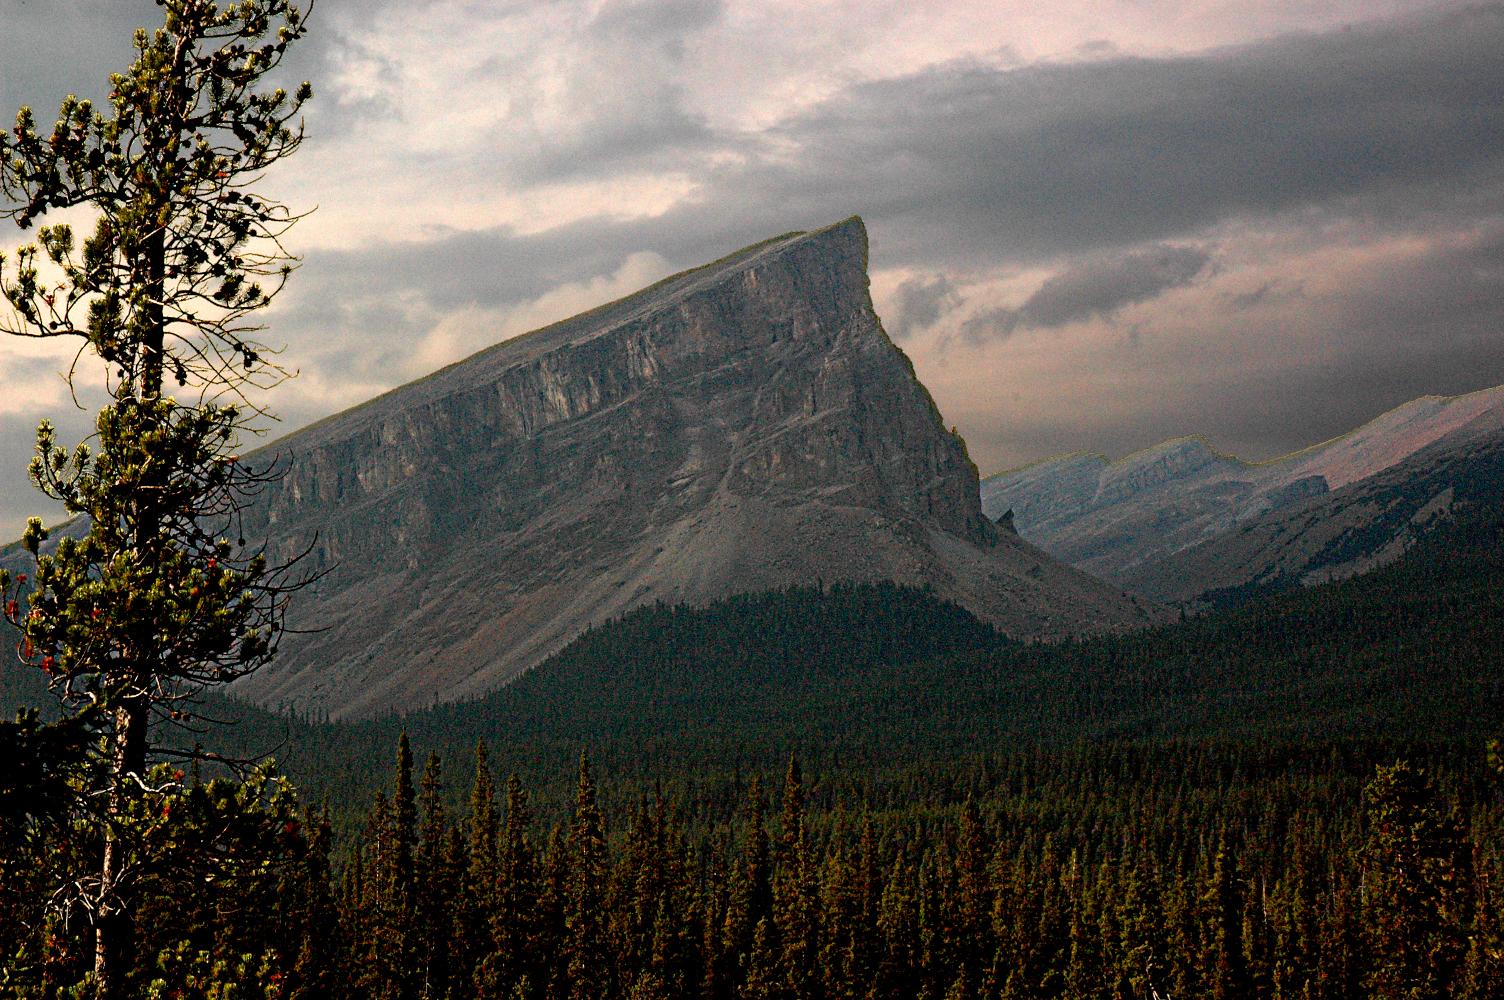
[220,218,1156,717]
[982,383,1504,599]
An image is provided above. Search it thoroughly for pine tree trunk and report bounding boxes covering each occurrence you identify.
[94,696,148,1000]
[96,200,166,1000]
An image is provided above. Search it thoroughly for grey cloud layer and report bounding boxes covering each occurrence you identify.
[10,2,1501,261]
[961,245,1212,342]
[3,3,1504,530]
[258,3,1504,477]
[758,4,1504,265]
[888,276,960,341]
[288,4,1504,296]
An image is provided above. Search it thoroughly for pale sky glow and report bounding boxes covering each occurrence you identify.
[2,0,1502,534]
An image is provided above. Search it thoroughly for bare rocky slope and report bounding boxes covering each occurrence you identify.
[206,218,1158,717]
[982,384,1504,601]
[1120,407,1504,602]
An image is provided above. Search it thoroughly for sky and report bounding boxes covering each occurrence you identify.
[1,0,1502,535]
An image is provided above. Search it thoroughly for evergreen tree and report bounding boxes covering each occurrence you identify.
[1362,762,1472,1000]
[455,740,499,988]
[564,752,610,1000]
[478,774,541,998]
[0,3,315,996]
[289,807,345,1000]
[416,752,453,999]
[1201,834,1248,1000]
[724,776,773,997]
[775,754,820,1000]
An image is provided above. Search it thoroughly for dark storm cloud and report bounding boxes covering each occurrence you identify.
[1337,225,1504,365]
[743,3,1504,266]
[1028,245,1210,326]
[964,221,1504,471]
[957,245,1212,343]
[0,1,155,113]
[12,2,1502,271]
[0,0,372,157]
[1021,246,1211,328]
[506,96,715,186]
[884,275,960,341]
[283,2,1504,308]
[1225,280,1300,312]
[588,0,725,45]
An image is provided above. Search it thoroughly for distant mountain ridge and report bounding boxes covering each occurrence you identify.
[981,383,1504,600]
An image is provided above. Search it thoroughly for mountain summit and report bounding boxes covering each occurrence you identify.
[222,218,1156,717]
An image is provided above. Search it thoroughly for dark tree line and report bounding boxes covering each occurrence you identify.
[323,743,1500,1000]
[12,736,1490,999]
[2,485,1502,998]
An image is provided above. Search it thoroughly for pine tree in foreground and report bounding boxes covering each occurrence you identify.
[0,2,315,996]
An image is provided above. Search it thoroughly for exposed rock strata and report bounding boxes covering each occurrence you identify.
[1130,421,1504,602]
[226,218,1156,717]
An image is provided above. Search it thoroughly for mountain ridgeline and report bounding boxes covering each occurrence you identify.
[982,384,1504,602]
[220,218,1154,718]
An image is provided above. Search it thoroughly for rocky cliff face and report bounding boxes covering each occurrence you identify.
[231,218,1156,717]
[982,383,1504,600]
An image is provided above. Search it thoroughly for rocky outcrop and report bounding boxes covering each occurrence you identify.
[231,218,1157,718]
[982,383,1504,600]
[1094,438,1245,506]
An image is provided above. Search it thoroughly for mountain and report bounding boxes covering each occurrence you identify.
[981,384,1504,600]
[179,455,1504,819]
[192,217,1152,717]
[1126,414,1504,602]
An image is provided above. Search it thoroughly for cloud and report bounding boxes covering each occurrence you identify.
[941,218,1504,476]
[4,1,1504,537]
[887,275,960,340]
[951,244,1210,343]
[206,1,1504,490]
[752,4,1504,267]
[0,400,96,536]
[1031,245,1209,325]
[0,1,155,114]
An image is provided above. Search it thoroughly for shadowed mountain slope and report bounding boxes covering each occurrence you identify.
[1125,413,1504,602]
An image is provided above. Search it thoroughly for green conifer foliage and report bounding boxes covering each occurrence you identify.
[1363,762,1473,1000]
[1201,834,1248,1000]
[453,740,499,989]
[565,752,610,1000]
[415,751,453,999]
[0,3,315,996]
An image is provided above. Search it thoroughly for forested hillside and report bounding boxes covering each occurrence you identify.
[4,442,1502,998]
[165,486,1504,822]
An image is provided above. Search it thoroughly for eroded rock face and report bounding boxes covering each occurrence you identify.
[224,218,1157,718]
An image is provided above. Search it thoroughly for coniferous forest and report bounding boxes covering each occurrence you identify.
[3,469,1503,997]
